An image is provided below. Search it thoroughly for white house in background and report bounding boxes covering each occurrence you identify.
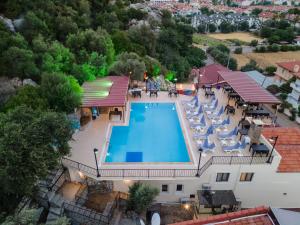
[295,36,300,46]
[275,60,300,81]
[287,78,300,108]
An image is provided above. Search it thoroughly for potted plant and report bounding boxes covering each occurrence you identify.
[126,182,159,219]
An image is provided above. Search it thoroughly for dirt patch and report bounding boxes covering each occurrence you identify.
[160,204,194,225]
[233,51,300,69]
[207,32,262,43]
[232,54,250,69]
[85,191,117,213]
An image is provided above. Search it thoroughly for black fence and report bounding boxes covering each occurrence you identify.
[62,155,273,179]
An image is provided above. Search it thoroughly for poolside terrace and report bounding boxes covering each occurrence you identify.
[67,85,277,177]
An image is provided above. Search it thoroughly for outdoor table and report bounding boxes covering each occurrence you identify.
[205,90,215,97]
[223,86,232,93]
[238,128,249,140]
[149,90,158,97]
[109,110,122,121]
[228,93,240,100]
[235,100,246,108]
[225,105,235,115]
[168,89,178,97]
[245,109,270,118]
[250,143,269,156]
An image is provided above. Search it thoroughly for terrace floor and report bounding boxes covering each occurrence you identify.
[68,86,274,170]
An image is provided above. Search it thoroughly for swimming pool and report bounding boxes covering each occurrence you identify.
[105,103,190,163]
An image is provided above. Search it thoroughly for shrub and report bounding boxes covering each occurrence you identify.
[266,84,280,94]
[265,66,277,76]
[127,182,159,214]
[234,47,242,54]
[298,105,300,117]
[279,93,288,100]
[249,39,258,47]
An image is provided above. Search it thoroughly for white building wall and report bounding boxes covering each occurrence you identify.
[66,152,300,208]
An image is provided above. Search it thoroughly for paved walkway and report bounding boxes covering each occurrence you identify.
[264,105,300,128]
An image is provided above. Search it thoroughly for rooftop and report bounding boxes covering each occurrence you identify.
[81,76,129,107]
[192,64,230,85]
[262,127,300,173]
[169,206,273,225]
[276,61,300,78]
[218,71,281,104]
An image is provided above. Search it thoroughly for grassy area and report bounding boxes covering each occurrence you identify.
[193,34,229,47]
[233,51,300,69]
[207,32,262,43]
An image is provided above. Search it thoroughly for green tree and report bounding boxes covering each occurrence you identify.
[55,15,78,42]
[66,28,115,65]
[208,23,217,33]
[20,11,49,42]
[219,21,233,33]
[3,85,48,112]
[251,8,263,16]
[42,41,75,74]
[111,30,132,54]
[41,73,82,113]
[109,52,146,81]
[127,182,159,214]
[1,208,70,225]
[185,47,207,67]
[239,21,249,31]
[0,106,73,213]
[0,47,39,80]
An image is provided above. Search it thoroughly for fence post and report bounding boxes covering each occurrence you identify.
[148,169,150,178]
[230,156,233,165]
[173,169,176,178]
[250,156,253,165]
[122,169,125,178]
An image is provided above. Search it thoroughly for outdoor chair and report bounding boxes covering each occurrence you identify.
[207,106,224,119]
[193,125,213,139]
[186,105,203,119]
[198,138,216,153]
[190,115,206,129]
[218,127,238,139]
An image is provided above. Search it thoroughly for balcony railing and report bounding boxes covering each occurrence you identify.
[62,155,273,179]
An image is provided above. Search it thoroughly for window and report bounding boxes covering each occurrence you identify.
[162,184,168,192]
[240,173,254,182]
[216,173,230,182]
[176,184,183,192]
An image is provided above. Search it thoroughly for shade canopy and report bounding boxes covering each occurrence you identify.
[81,76,129,107]
[218,71,281,104]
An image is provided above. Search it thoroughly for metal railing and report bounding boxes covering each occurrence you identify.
[62,201,110,225]
[62,155,273,179]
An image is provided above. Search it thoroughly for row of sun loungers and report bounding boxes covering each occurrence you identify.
[182,95,248,154]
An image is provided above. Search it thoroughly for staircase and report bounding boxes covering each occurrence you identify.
[45,193,65,225]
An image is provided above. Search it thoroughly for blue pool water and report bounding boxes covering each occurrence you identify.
[105,103,190,163]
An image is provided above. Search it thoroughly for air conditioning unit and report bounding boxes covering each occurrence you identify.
[202,184,211,190]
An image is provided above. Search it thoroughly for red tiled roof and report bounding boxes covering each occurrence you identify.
[218,71,281,104]
[262,127,300,173]
[192,64,230,85]
[81,76,129,107]
[169,206,272,225]
[276,61,300,78]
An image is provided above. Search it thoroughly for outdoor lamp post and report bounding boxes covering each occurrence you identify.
[174,78,177,90]
[267,136,279,163]
[195,148,203,177]
[93,148,100,177]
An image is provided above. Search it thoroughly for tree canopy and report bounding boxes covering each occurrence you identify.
[0,106,73,213]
